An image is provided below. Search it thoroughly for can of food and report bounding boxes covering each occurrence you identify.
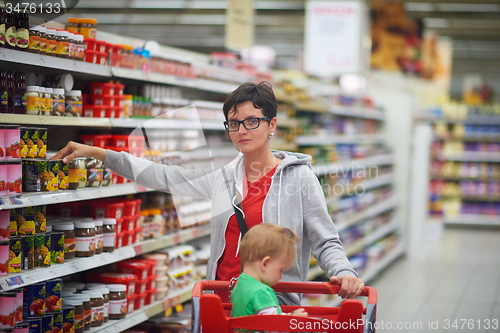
[102,168,111,187]
[45,279,63,313]
[41,314,53,333]
[0,163,7,196]
[61,306,74,333]
[19,127,31,159]
[21,235,35,270]
[7,162,22,195]
[68,159,86,190]
[26,128,39,159]
[15,290,23,324]
[4,125,20,160]
[0,241,8,275]
[23,282,46,318]
[85,158,103,187]
[45,160,60,192]
[50,231,64,264]
[34,206,46,234]
[58,161,69,191]
[0,126,5,161]
[24,317,42,333]
[8,237,22,273]
[13,323,29,333]
[9,210,17,238]
[0,291,18,328]
[16,207,36,236]
[35,160,54,192]
[0,210,9,240]
[22,160,41,193]
[34,234,50,268]
[52,311,63,333]
[35,128,47,159]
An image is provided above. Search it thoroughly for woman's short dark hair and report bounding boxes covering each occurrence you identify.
[223,81,277,120]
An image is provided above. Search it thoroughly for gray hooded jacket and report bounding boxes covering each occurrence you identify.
[104,149,357,304]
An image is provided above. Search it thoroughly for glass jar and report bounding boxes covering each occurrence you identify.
[38,27,47,55]
[44,87,53,116]
[63,299,84,333]
[28,26,41,53]
[73,34,85,61]
[52,88,65,116]
[79,19,97,39]
[38,87,46,115]
[67,32,75,60]
[67,294,91,331]
[52,223,76,259]
[80,291,103,327]
[102,218,116,252]
[94,219,103,254]
[55,30,70,58]
[45,28,57,55]
[26,85,40,115]
[66,18,81,33]
[106,284,127,320]
[88,287,109,323]
[15,12,29,51]
[65,90,82,117]
[74,221,95,257]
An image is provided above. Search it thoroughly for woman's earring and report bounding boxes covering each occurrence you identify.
[269,132,274,140]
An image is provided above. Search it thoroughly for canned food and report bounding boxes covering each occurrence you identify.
[50,231,64,264]
[24,317,41,333]
[8,237,22,273]
[0,163,7,196]
[52,311,63,333]
[0,291,17,328]
[61,306,74,333]
[0,241,8,275]
[23,282,46,318]
[9,210,17,237]
[0,126,5,161]
[26,128,38,159]
[15,290,23,324]
[13,323,29,333]
[45,279,63,313]
[16,207,35,236]
[58,161,69,191]
[21,235,35,270]
[34,234,50,268]
[19,127,31,159]
[35,160,54,192]
[6,163,22,195]
[4,126,20,160]
[0,210,9,240]
[35,128,47,159]
[41,314,53,333]
[34,206,46,234]
[45,160,60,192]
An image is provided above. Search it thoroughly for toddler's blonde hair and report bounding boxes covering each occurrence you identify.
[240,223,299,270]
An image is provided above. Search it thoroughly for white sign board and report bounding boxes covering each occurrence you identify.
[226,0,254,50]
[304,1,363,76]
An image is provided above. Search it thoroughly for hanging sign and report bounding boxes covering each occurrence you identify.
[225,0,254,50]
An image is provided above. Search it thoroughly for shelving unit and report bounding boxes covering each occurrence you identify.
[296,134,386,146]
[0,224,211,291]
[312,154,395,176]
[444,214,500,227]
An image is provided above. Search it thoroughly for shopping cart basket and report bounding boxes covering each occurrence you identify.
[192,280,377,333]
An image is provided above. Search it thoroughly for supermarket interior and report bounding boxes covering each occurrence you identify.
[0,0,500,332]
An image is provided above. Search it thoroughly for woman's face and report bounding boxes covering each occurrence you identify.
[227,101,276,154]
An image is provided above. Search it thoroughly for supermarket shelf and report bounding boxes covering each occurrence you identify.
[270,141,298,151]
[430,175,500,182]
[277,117,300,128]
[439,151,500,162]
[312,154,395,176]
[344,220,399,257]
[0,183,153,210]
[295,101,328,113]
[296,134,386,146]
[0,224,211,291]
[444,214,500,227]
[0,114,113,127]
[274,92,296,104]
[359,243,405,283]
[334,195,398,233]
[328,174,395,197]
[0,48,111,77]
[89,284,194,333]
[441,195,500,202]
[328,106,385,121]
[418,114,500,125]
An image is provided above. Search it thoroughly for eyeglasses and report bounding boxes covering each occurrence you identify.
[223,117,270,132]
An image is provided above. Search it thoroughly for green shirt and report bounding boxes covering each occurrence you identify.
[230,273,282,317]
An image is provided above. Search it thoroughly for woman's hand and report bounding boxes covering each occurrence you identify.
[50,141,107,163]
[330,275,365,299]
[288,308,308,317]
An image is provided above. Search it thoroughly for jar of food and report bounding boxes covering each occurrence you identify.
[68,158,87,189]
[67,32,75,60]
[102,218,116,252]
[26,86,40,115]
[80,291,103,327]
[44,87,53,116]
[74,222,95,257]
[62,298,84,333]
[87,287,109,323]
[73,34,85,61]
[38,87,46,115]
[51,88,65,116]
[65,90,82,117]
[66,294,91,331]
[97,273,136,295]
[106,284,127,320]
[94,219,103,254]
[38,27,48,55]
[64,281,85,293]
[44,29,57,55]
[28,26,41,54]
[53,223,76,259]
[55,30,70,58]
[66,18,81,33]
[15,12,29,51]
[79,19,97,39]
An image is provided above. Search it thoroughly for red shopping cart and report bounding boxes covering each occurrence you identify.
[192,280,377,333]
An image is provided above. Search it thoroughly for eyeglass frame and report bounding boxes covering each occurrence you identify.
[223,116,271,132]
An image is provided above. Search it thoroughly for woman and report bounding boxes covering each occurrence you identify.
[52,82,364,304]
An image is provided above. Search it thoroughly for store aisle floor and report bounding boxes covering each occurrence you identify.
[368,228,500,333]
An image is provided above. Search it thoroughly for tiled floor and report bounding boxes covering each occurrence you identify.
[368,228,500,333]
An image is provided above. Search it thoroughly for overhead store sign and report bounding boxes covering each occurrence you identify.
[225,0,254,50]
[304,1,364,76]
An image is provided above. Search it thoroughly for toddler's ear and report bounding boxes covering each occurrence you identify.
[261,256,271,268]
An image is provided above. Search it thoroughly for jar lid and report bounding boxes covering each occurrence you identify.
[89,287,109,294]
[73,34,84,42]
[26,86,40,92]
[38,27,47,33]
[61,290,74,297]
[52,223,74,231]
[67,18,81,24]
[39,87,45,93]
[45,28,57,36]
[53,88,65,95]
[56,30,69,37]
[45,225,52,233]
[97,273,137,283]
[59,74,74,91]
[67,294,91,302]
[81,290,103,298]
[85,283,105,289]
[74,221,95,229]
[63,298,83,306]
[45,87,53,93]
[105,284,127,292]
[94,220,103,227]
[66,90,82,97]
[102,218,116,225]
[81,18,98,24]
[79,218,94,222]
[30,26,41,32]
